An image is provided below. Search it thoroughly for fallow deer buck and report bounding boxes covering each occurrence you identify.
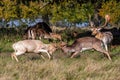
[91,27,113,51]
[11,40,58,62]
[60,37,112,60]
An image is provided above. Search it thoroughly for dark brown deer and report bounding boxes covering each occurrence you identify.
[23,22,52,40]
[36,28,48,40]
[60,37,112,60]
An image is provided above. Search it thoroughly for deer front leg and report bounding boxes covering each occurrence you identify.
[38,49,51,59]
[104,43,108,51]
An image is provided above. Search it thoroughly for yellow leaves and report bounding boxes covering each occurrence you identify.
[20,1,42,19]
[19,4,29,18]
[99,1,120,24]
[0,0,46,20]
[0,0,18,21]
[0,7,3,18]
[23,1,51,19]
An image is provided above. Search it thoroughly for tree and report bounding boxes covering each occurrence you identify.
[99,0,120,26]
[0,0,119,28]
[80,2,94,24]
[50,0,94,26]
[0,0,18,27]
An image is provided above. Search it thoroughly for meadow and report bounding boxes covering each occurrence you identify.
[0,27,120,80]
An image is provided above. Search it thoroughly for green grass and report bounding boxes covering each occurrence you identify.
[0,27,120,80]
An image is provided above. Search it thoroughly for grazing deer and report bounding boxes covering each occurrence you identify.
[60,37,112,60]
[91,27,113,51]
[11,40,58,62]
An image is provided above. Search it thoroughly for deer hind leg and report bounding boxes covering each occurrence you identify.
[11,53,19,62]
[11,51,25,62]
[94,46,111,60]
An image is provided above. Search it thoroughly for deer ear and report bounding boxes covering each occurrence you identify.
[97,28,102,31]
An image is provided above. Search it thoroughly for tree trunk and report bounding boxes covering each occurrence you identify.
[88,14,95,27]
[42,14,49,25]
[93,12,100,26]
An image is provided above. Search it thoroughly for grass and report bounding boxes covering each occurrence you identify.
[0,52,120,80]
[0,27,120,80]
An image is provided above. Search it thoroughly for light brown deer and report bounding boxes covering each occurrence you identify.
[11,40,58,62]
[51,26,66,32]
[50,33,62,41]
[60,37,112,60]
[91,27,113,51]
[43,32,62,41]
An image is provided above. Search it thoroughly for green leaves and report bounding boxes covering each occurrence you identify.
[50,1,94,24]
[20,1,44,19]
[80,2,94,21]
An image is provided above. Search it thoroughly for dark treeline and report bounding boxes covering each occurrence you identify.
[0,0,120,27]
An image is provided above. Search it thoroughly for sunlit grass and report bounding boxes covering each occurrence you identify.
[0,52,120,80]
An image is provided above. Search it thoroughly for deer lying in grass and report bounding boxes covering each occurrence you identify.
[11,40,58,62]
[50,33,62,41]
[60,37,112,60]
[91,27,113,51]
[51,26,66,32]
[43,32,62,41]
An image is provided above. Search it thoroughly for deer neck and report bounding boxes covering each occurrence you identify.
[95,32,103,41]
